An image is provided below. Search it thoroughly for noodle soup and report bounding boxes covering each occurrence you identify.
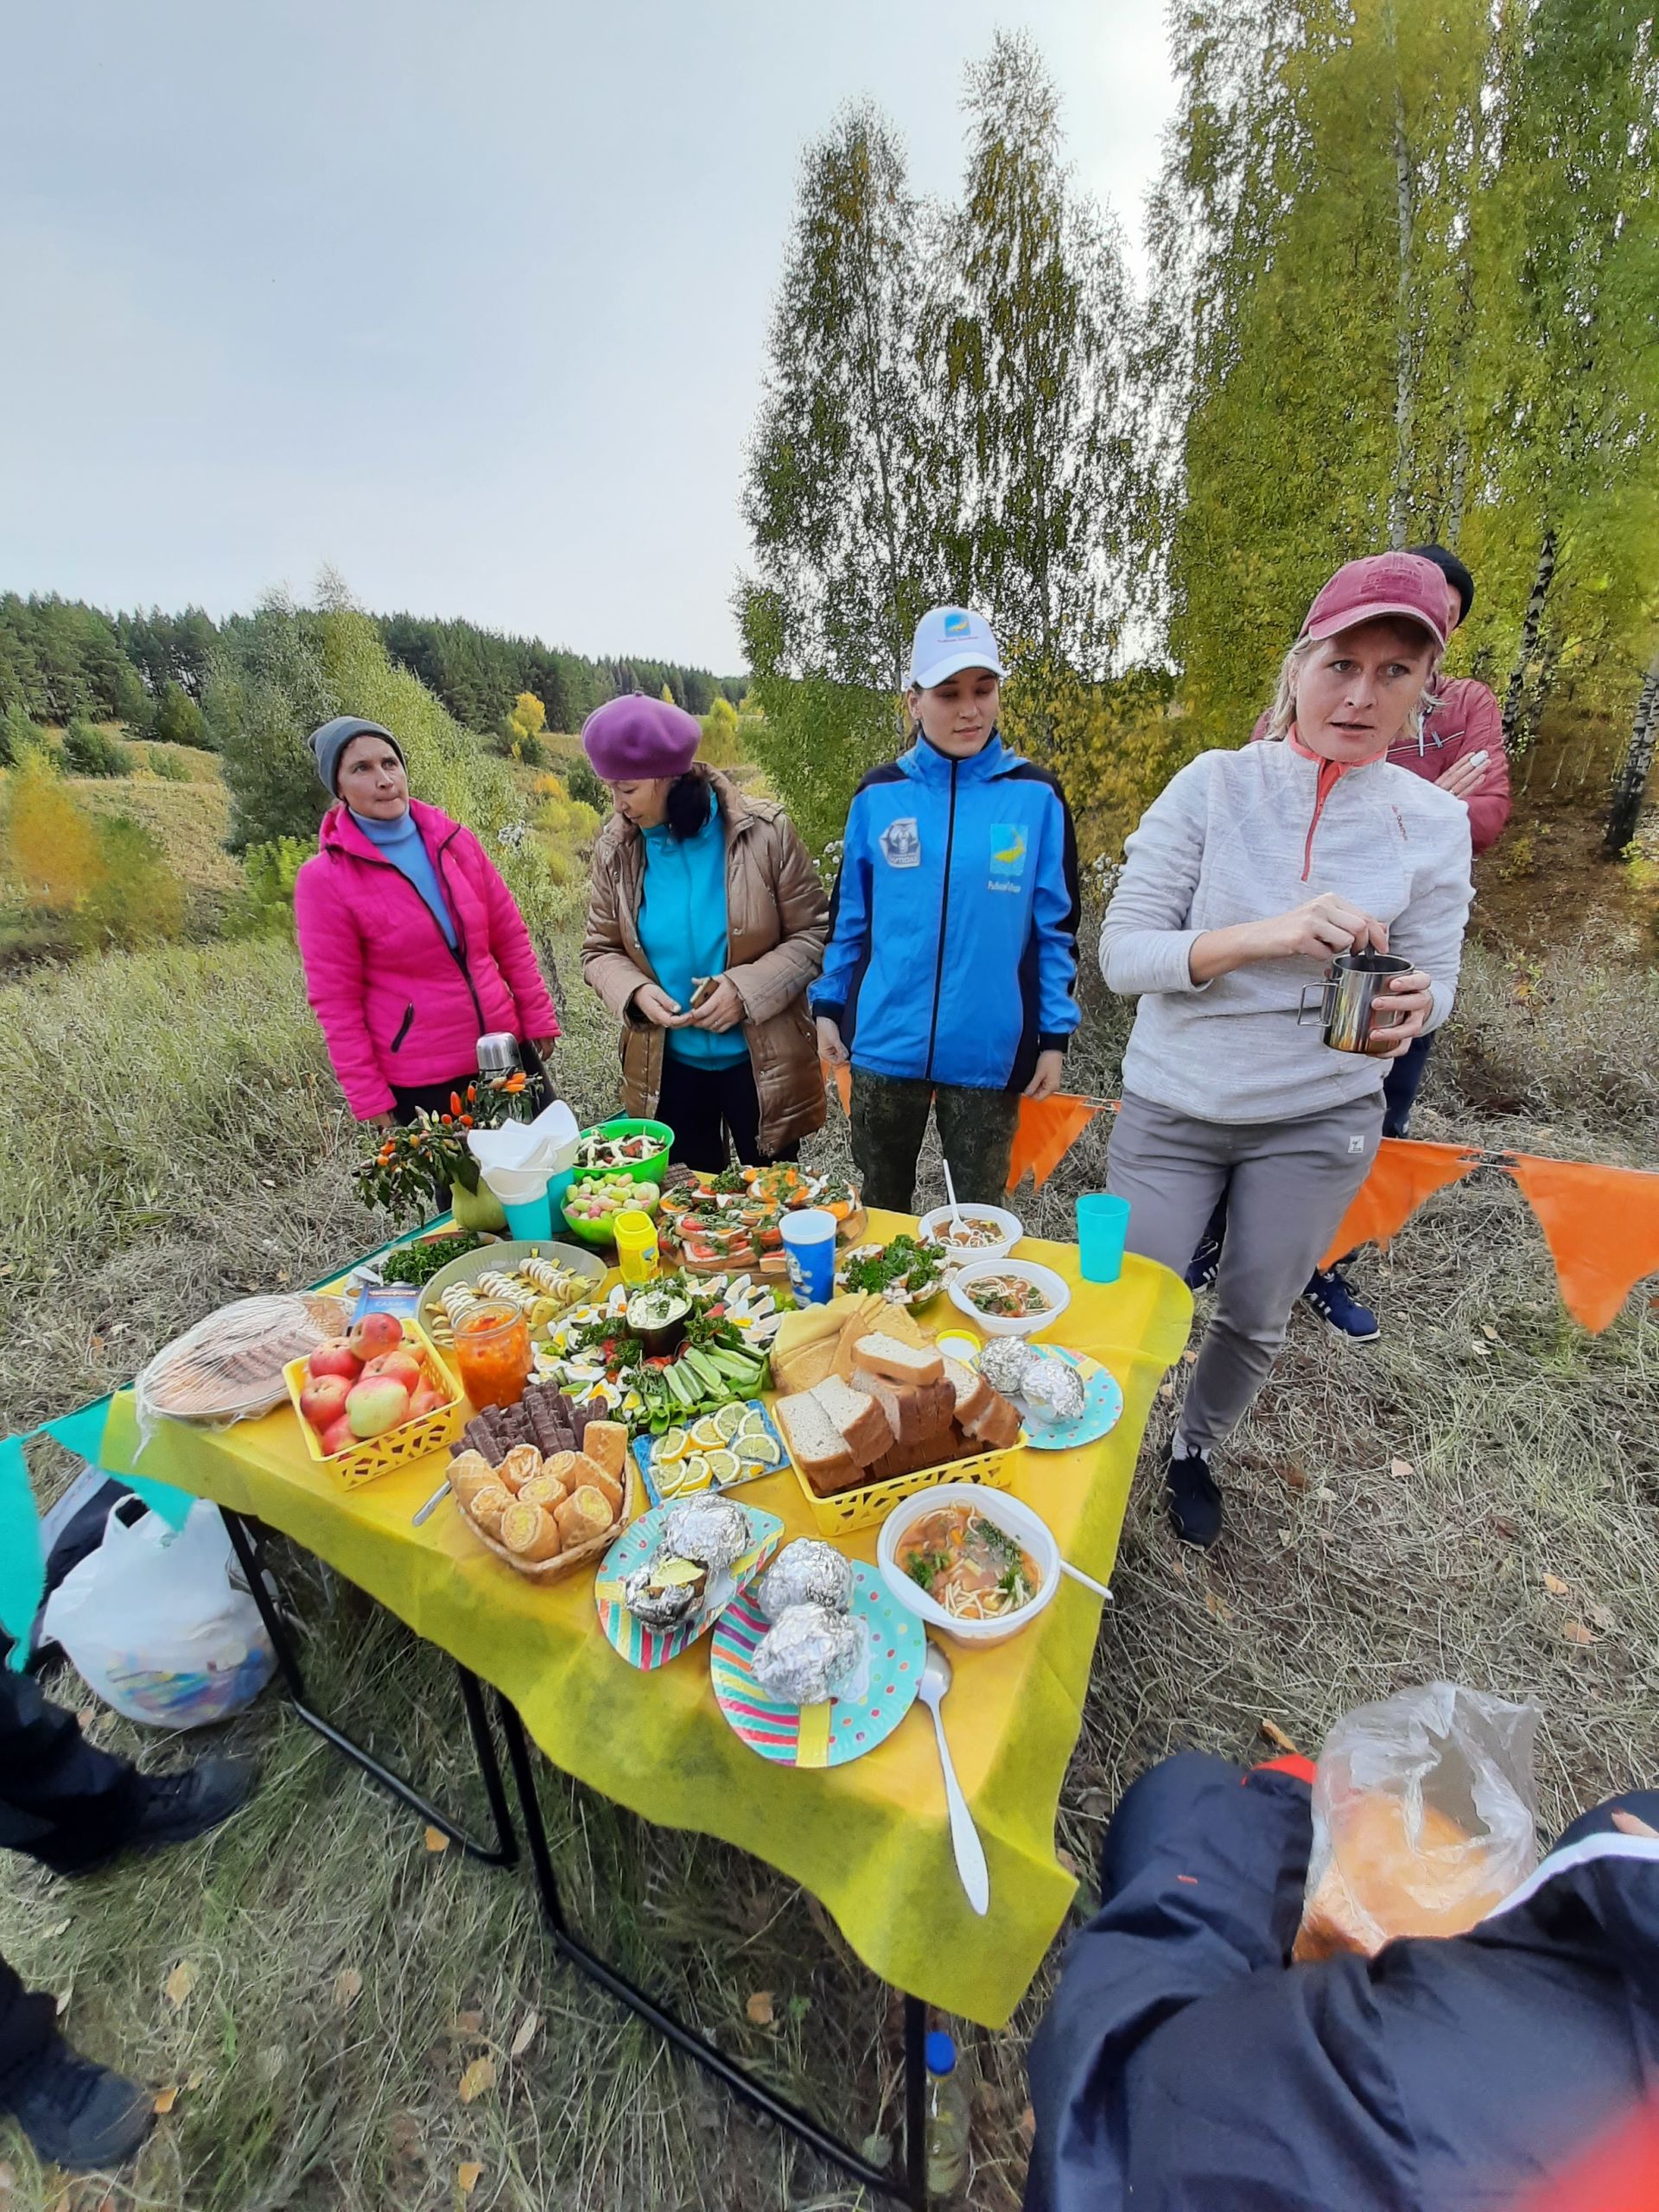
[898,1504,1041,1622]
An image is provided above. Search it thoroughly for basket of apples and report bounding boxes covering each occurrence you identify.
[285,1313,465,1487]
[560,1172,662,1248]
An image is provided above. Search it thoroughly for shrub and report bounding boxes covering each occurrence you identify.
[82,816,185,948]
[150,682,212,748]
[148,747,192,783]
[62,719,130,777]
[226,836,311,938]
[0,702,44,768]
[563,753,608,813]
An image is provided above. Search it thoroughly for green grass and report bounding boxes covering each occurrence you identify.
[1,909,1656,2209]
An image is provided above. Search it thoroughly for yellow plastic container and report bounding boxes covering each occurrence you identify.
[613,1208,661,1285]
[788,1434,1025,1537]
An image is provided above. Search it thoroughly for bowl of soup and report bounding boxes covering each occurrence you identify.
[946,1258,1071,1338]
[876,1484,1061,1645]
[917,1202,1023,1266]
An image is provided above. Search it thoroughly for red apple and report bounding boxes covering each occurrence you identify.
[319,1413,357,1455]
[346,1374,410,1439]
[407,1383,445,1420]
[308,1338,362,1383]
[364,1348,424,1393]
[300,1373,352,1431]
[347,1311,404,1362]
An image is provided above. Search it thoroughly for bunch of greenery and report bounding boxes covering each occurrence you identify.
[62,719,131,777]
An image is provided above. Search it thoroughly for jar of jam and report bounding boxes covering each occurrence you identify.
[453,1299,531,1409]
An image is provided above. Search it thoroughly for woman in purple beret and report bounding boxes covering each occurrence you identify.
[579,693,830,1170]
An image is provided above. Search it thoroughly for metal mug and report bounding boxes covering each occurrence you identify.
[1297,950,1413,1055]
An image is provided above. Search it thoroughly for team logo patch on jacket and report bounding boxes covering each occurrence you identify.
[988,823,1027,889]
[880,817,921,868]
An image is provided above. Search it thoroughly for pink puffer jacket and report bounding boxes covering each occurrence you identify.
[294,799,558,1120]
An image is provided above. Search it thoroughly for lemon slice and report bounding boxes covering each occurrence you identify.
[736,1431,781,1466]
[705,1449,741,1485]
[691,1416,726,1452]
[738,1409,770,1440]
[656,1426,690,1465]
[714,1402,746,1442]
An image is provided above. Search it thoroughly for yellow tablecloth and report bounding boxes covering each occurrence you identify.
[100,1216,1189,2028]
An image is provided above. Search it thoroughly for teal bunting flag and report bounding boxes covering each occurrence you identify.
[0,1435,45,1671]
[39,1400,193,1529]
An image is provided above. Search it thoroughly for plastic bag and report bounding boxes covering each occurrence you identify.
[41,1499,276,1729]
[134,1292,346,1440]
[1294,1681,1539,1961]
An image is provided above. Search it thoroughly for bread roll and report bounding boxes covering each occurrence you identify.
[556,1484,616,1547]
[566,1451,622,1515]
[447,1450,496,1509]
[499,1503,563,1561]
[516,1471,569,1510]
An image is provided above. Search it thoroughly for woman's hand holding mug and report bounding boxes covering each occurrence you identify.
[1368,967,1433,1057]
[1190,893,1389,983]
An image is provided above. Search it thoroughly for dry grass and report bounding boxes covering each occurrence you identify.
[2,901,1656,2209]
[67,778,243,904]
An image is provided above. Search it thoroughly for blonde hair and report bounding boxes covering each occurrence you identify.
[1262,629,1441,746]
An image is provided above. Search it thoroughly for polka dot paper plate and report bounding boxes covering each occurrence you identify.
[1014,1350,1124,1452]
[709,1564,923,1769]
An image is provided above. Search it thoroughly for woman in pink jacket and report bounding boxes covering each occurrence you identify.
[293,717,559,1129]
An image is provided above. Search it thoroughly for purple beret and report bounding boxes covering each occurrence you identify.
[581,693,702,782]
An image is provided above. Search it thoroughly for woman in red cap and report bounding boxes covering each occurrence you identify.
[579,693,830,1169]
[1098,553,1473,1548]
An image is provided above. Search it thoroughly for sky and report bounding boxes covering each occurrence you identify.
[1,2,1176,674]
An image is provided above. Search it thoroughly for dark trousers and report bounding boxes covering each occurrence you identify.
[0,1673,144,2096]
[655,1051,798,1173]
[1195,1034,1439,1269]
[849,1070,1021,1214]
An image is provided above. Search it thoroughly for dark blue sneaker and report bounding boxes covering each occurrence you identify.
[1302,1265,1380,1343]
[1165,1443,1223,1548]
[1184,1233,1222,1294]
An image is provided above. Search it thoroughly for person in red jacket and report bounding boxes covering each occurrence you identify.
[293,718,559,1130]
[1189,545,1510,1341]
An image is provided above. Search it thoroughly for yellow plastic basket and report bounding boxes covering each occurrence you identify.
[283,1324,467,1490]
[789,1436,1024,1537]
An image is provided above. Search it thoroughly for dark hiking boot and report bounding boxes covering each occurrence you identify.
[122,1758,257,1860]
[1165,1444,1223,1549]
[1301,1265,1381,1344]
[3,2039,153,2171]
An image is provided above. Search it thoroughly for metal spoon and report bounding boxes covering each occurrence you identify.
[917,1642,989,1916]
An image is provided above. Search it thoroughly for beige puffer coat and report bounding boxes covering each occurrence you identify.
[581,772,830,1157]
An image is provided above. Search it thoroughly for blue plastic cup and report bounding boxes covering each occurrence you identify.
[545,1166,575,1230]
[1077,1192,1129,1285]
[502,1192,555,1242]
[779,1207,838,1305]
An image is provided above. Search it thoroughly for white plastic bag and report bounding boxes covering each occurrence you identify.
[1295,1681,1540,1960]
[41,1500,276,1729]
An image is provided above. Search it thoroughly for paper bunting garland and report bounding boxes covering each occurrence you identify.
[1005,1094,1106,1193]
[1319,1140,1481,1271]
[0,1436,45,1672]
[1504,1154,1659,1335]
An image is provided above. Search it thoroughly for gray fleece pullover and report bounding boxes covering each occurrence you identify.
[1099,739,1473,1123]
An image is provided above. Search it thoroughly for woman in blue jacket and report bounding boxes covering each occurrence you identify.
[813,607,1082,1210]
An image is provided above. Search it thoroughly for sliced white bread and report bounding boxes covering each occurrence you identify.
[774,1389,862,1496]
[851,1366,956,1446]
[851,1332,944,1388]
[814,1374,893,1466]
[961,1383,1021,1453]
[942,1355,995,1430]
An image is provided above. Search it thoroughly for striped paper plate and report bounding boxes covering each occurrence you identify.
[709,1564,923,1769]
[594,1503,784,1670]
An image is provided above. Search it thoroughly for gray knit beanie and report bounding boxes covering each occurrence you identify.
[309,716,404,798]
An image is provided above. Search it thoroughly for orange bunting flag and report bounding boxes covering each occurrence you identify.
[1505,1153,1659,1333]
[1006,1094,1105,1193]
[1319,1139,1480,1271]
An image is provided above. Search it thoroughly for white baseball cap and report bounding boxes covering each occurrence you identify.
[907,606,1007,690]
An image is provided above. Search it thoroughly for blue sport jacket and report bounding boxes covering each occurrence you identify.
[811,733,1081,1090]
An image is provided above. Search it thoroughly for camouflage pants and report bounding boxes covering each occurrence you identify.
[849,1071,1020,1215]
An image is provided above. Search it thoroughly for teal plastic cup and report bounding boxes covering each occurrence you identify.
[1077,1193,1129,1285]
[502,1192,554,1241]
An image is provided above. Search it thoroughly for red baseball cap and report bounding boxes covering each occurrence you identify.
[1301,552,1448,650]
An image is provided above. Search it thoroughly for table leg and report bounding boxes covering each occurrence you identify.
[493,1695,929,2208]
[221,1509,517,1867]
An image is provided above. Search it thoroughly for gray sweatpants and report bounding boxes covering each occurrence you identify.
[1107,1088,1384,1458]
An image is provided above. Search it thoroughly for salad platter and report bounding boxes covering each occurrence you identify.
[537,1270,785,1435]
